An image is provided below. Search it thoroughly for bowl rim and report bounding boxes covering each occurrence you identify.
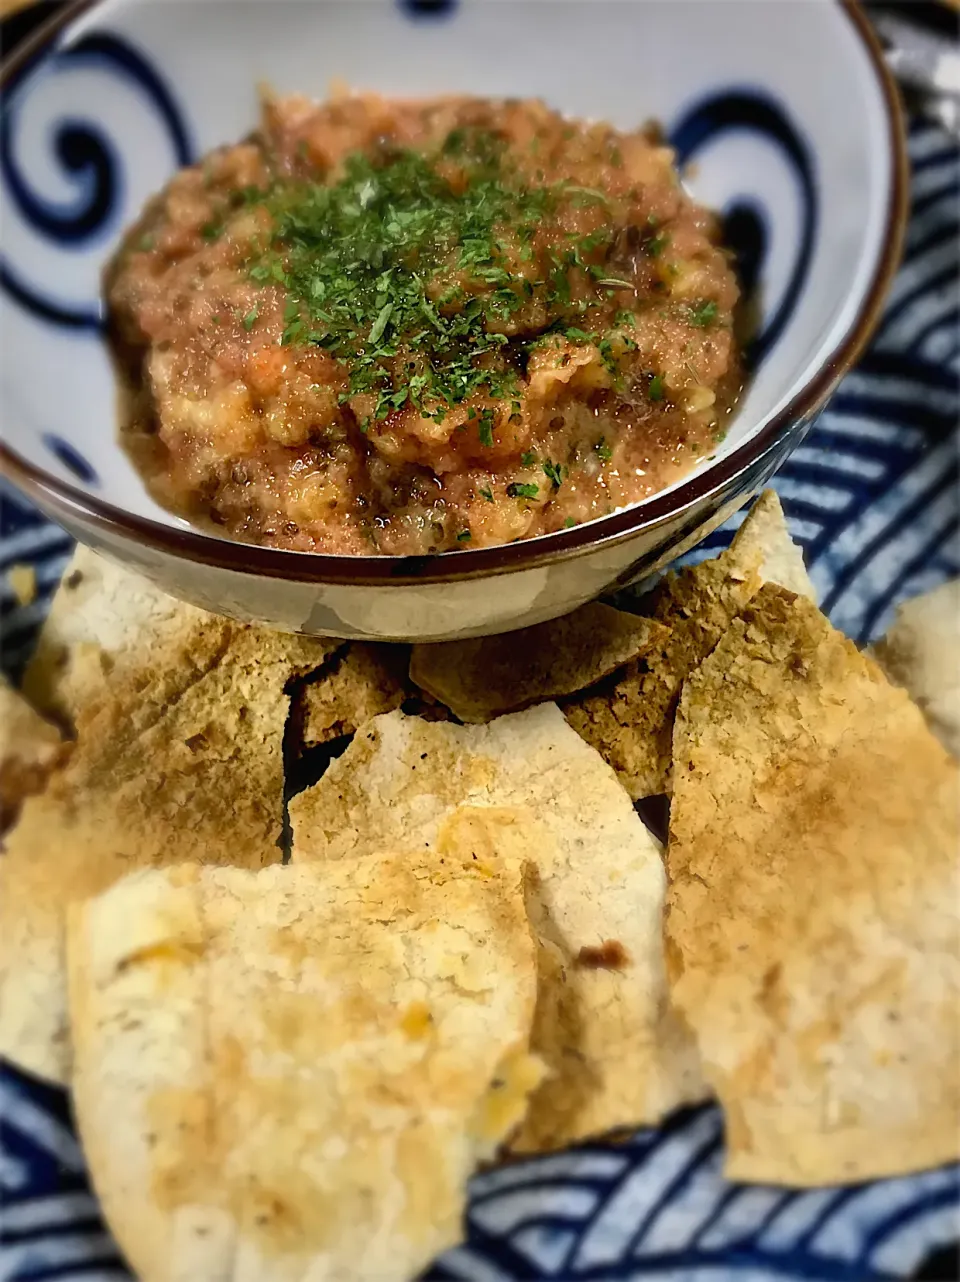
[0,0,909,587]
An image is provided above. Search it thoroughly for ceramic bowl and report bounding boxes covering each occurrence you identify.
[0,0,906,641]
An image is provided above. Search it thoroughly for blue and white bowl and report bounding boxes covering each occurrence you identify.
[0,0,907,640]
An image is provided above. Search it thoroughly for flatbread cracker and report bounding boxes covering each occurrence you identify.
[22,544,344,735]
[563,490,813,798]
[0,675,65,831]
[564,557,760,798]
[69,856,541,1282]
[299,643,411,746]
[724,489,816,601]
[871,578,960,758]
[291,705,706,1149]
[1,605,334,1086]
[667,583,960,1185]
[409,603,668,724]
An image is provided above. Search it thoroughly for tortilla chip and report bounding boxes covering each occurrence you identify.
[0,675,66,832]
[0,612,334,1086]
[299,643,411,747]
[724,489,816,601]
[667,583,960,1185]
[68,855,540,1282]
[22,544,344,735]
[871,578,960,758]
[409,603,668,724]
[564,557,761,798]
[291,705,706,1149]
[563,491,813,798]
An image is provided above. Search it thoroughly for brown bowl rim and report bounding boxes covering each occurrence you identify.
[0,0,909,587]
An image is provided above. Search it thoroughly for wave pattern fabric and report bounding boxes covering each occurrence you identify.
[1,120,958,1282]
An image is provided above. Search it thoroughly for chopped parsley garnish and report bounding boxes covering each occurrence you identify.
[456,529,472,541]
[688,300,718,328]
[242,305,259,331]
[479,486,494,502]
[241,129,642,424]
[542,459,564,487]
[595,440,613,462]
[646,232,669,258]
[200,221,222,243]
[521,450,538,467]
[648,373,665,402]
[507,481,539,499]
[564,517,577,528]
[478,413,495,447]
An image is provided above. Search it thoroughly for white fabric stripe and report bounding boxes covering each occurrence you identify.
[696,1187,786,1251]
[757,1187,845,1253]
[511,1224,576,1274]
[811,1166,958,1261]
[769,477,853,512]
[470,1149,627,1198]
[906,187,960,241]
[907,127,956,163]
[0,1085,85,1172]
[920,323,960,368]
[0,523,73,568]
[909,159,960,201]
[818,439,956,624]
[830,487,957,640]
[0,1149,30,1193]
[813,410,924,449]
[4,1232,119,1274]
[434,1246,515,1282]
[0,1190,100,1234]
[784,516,822,544]
[633,1151,728,1255]
[788,444,886,481]
[878,287,960,352]
[836,367,958,416]
[871,1201,960,1274]
[574,1109,722,1269]
[471,1186,598,1235]
[884,238,959,309]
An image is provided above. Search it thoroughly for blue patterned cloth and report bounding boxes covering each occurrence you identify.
[1,118,957,1282]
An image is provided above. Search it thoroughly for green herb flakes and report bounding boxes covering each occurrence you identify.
[688,300,718,328]
[542,459,563,487]
[507,481,539,499]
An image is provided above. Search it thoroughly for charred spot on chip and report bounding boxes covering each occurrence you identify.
[65,570,84,590]
[576,940,630,969]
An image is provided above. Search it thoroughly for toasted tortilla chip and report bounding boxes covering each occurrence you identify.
[667,583,960,1185]
[564,556,761,798]
[724,489,816,601]
[22,545,344,735]
[871,578,960,758]
[409,603,668,724]
[0,597,335,1086]
[299,642,411,747]
[68,855,540,1282]
[0,676,66,832]
[563,491,814,799]
[291,705,706,1149]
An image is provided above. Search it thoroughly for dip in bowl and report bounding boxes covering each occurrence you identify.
[108,93,743,557]
[0,0,906,640]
